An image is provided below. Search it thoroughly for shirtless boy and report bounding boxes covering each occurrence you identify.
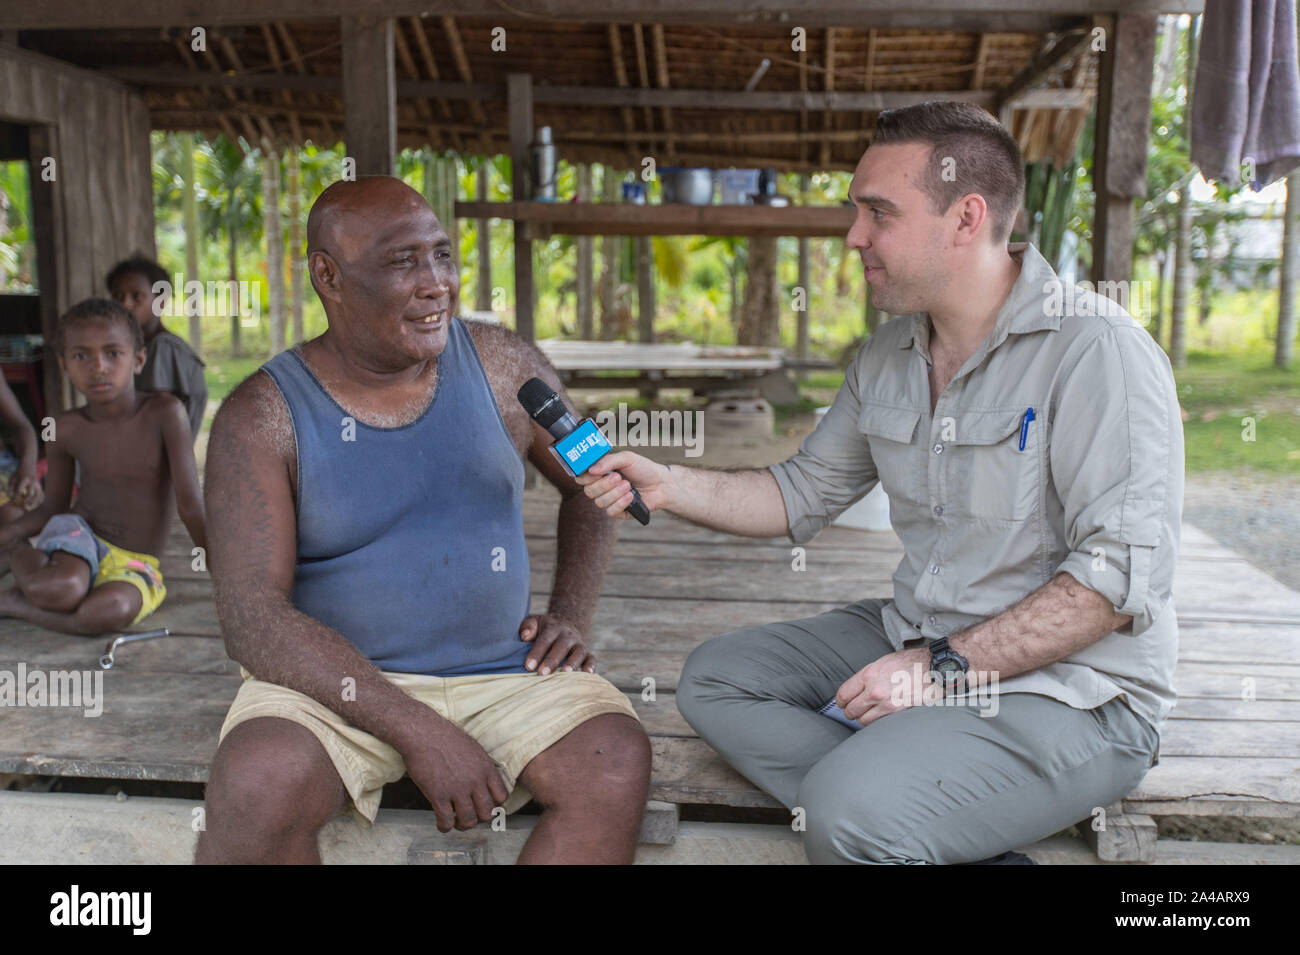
[0,298,206,635]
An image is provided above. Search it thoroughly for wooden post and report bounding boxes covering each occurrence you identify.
[636,235,654,343]
[1091,12,1157,287]
[1278,178,1298,369]
[576,162,594,339]
[288,146,304,345]
[180,132,202,356]
[263,145,285,356]
[796,172,810,367]
[476,161,492,313]
[28,125,63,416]
[342,16,396,176]
[508,73,534,341]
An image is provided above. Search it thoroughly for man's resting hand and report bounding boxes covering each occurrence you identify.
[520,613,595,674]
[400,712,510,832]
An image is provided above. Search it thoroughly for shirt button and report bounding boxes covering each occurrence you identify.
[933,505,943,517]
[930,563,940,575]
[928,615,937,626]
[933,443,944,454]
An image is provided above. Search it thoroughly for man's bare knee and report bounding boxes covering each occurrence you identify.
[204,718,346,838]
[525,714,651,811]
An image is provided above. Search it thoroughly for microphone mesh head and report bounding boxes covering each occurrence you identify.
[517,377,567,429]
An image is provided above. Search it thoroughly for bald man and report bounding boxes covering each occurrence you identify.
[196,177,649,865]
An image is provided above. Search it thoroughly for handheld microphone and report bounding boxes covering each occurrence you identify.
[516,377,651,526]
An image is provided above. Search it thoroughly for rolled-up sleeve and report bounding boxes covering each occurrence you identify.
[1051,325,1184,633]
[768,346,879,544]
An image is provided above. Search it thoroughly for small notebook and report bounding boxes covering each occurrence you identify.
[817,697,864,731]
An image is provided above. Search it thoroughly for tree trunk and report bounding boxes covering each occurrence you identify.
[1278,177,1299,368]
[288,146,304,345]
[597,166,620,339]
[795,173,810,362]
[180,132,202,356]
[635,235,654,343]
[1169,16,1197,369]
[576,163,594,339]
[729,250,739,332]
[1151,248,1165,346]
[737,236,781,347]
[263,148,285,356]
[476,161,492,312]
[228,223,241,358]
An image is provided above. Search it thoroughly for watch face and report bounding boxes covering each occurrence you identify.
[935,659,961,676]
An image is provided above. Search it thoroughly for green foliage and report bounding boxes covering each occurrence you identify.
[0,160,34,291]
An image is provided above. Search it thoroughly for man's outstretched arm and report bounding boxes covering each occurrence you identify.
[577,454,790,538]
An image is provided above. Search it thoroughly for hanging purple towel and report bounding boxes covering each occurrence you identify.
[1191,0,1300,189]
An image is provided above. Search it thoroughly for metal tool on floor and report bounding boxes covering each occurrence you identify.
[99,628,171,670]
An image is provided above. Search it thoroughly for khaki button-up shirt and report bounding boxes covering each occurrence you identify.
[769,243,1184,737]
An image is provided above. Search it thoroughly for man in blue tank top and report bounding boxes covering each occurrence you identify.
[197,177,649,864]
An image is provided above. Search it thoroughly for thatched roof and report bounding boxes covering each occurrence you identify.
[13,9,1147,170]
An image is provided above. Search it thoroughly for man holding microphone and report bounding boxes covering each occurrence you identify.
[577,101,1183,865]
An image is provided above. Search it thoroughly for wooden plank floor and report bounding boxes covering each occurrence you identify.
[2,487,1298,825]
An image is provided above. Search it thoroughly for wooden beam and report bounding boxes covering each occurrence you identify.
[110,68,1090,112]
[821,28,837,168]
[995,24,1095,111]
[454,200,856,238]
[650,24,676,164]
[442,16,489,154]
[1091,12,1156,287]
[508,73,535,341]
[9,2,1204,32]
[971,33,990,90]
[341,15,396,175]
[261,23,304,145]
[407,16,454,126]
[607,24,640,163]
[632,24,654,138]
[859,27,876,143]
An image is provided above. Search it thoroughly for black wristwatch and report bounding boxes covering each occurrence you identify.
[928,636,969,693]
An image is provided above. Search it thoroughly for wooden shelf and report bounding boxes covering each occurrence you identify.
[454,200,854,238]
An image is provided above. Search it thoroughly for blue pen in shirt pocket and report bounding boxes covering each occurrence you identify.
[1018,407,1035,452]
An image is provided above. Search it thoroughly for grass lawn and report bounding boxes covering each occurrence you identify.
[1176,350,1300,473]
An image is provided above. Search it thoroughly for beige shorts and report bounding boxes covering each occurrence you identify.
[218,666,640,826]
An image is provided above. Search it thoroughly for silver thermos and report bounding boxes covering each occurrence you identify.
[531,126,557,201]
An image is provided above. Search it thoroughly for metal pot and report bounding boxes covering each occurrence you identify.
[659,167,715,205]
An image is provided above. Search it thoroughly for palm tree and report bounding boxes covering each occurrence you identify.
[199,135,262,357]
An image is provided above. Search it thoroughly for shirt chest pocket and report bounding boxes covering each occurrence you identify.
[857,403,924,504]
[946,409,1042,522]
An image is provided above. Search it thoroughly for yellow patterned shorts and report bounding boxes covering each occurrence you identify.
[95,540,166,625]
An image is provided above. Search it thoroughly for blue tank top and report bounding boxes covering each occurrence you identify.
[261,318,532,676]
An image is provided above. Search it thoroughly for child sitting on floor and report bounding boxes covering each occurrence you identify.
[0,298,206,635]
